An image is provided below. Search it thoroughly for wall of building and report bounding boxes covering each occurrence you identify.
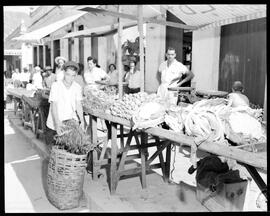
[21,43,33,70]
[145,23,166,93]
[191,27,221,91]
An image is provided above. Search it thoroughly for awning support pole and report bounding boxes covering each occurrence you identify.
[138,5,144,92]
[118,5,123,99]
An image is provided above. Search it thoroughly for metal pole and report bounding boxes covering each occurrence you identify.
[118,5,123,99]
[138,5,144,92]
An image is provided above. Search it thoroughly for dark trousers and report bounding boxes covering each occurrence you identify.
[127,87,140,94]
[45,127,57,147]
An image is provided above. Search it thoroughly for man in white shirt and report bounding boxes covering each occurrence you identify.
[20,67,31,88]
[46,61,84,145]
[32,66,43,89]
[157,47,194,104]
[12,68,21,88]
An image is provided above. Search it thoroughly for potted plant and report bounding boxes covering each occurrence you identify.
[47,119,95,210]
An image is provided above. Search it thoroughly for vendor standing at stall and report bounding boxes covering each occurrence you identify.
[20,67,31,88]
[45,61,84,145]
[157,47,194,104]
[32,66,43,89]
[227,81,249,107]
[124,60,141,94]
[107,63,119,85]
[43,66,56,89]
[12,68,21,88]
[83,56,110,91]
[54,56,67,82]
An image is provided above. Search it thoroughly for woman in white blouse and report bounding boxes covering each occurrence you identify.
[83,56,110,90]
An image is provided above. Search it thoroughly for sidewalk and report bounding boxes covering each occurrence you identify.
[4,107,89,213]
[4,102,267,212]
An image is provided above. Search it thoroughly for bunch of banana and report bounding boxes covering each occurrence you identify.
[184,98,228,143]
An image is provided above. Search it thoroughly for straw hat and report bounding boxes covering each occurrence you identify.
[55,56,67,64]
[63,61,79,72]
[34,66,41,71]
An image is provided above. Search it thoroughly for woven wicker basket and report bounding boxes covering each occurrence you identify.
[47,146,87,210]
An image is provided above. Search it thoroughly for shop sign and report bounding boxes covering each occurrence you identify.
[4,49,22,56]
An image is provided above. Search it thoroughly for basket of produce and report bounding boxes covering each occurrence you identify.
[47,120,95,210]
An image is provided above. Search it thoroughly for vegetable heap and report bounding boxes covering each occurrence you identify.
[82,86,118,112]
[110,92,159,119]
[54,119,95,155]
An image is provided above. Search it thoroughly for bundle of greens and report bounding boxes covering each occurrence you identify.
[53,119,95,155]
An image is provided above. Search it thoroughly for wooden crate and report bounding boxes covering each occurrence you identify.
[196,180,248,212]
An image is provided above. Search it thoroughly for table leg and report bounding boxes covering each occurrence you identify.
[110,122,118,194]
[91,115,98,180]
[14,98,18,115]
[242,164,267,199]
[140,131,148,189]
[120,125,124,152]
[165,143,172,183]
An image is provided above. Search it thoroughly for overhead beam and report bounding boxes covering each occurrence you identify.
[78,7,198,30]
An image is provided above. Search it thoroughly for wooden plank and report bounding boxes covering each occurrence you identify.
[94,154,141,166]
[146,140,169,166]
[155,137,166,181]
[139,130,147,188]
[91,115,99,180]
[83,107,132,127]
[145,127,267,170]
[110,122,118,194]
[120,125,124,150]
[92,149,99,181]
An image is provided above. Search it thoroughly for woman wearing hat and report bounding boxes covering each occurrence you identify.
[54,56,67,82]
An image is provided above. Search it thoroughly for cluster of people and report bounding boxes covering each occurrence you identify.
[44,48,195,144]
[20,46,247,146]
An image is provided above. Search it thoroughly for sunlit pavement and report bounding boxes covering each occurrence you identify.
[4,105,89,213]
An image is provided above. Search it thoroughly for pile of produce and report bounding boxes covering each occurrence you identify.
[132,101,166,129]
[82,85,118,112]
[165,98,266,146]
[110,92,160,120]
[222,106,266,145]
[54,119,95,155]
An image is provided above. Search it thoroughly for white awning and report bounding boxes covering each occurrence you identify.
[12,12,87,43]
[161,4,266,30]
[62,22,138,39]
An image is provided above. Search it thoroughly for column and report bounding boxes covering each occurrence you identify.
[50,40,54,68]
[84,37,92,68]
[37,45,40,66]
[43,45,46,67]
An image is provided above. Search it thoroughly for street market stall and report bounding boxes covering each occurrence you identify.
[6,88,50,138]
[82,88,267,202]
